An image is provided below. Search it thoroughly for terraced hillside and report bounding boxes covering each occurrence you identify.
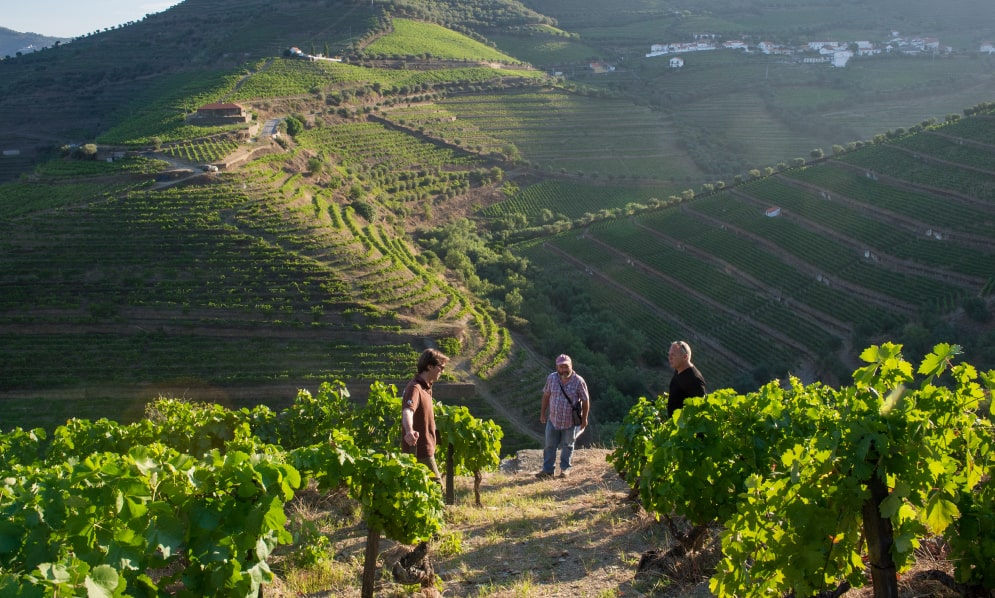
[1,0,993,449]
[507,110,995,425]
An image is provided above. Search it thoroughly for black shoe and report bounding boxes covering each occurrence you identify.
[535,471,554,479]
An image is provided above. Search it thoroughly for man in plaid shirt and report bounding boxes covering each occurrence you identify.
[536,354,590,479]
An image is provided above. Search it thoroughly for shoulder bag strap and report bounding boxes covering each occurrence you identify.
[557,379,577,408]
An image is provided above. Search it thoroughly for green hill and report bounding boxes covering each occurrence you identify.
[0,0,993,450]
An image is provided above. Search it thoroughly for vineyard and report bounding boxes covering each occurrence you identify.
[478,179,682,224]
[0,382,504,598]
[161,136,242,164]
[511,106,995,400]
[609,343,995,596]
[2,0,995,594]
[435,89,701,179]
[227,57,544,103]
[363,19,520,63]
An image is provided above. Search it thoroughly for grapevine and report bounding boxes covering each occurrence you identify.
[613,343,995,596]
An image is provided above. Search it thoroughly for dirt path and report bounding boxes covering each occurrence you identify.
[461,363,544,445]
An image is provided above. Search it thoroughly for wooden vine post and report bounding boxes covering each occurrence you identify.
[362,525,380,598]
[446,443,456,505]
[862,463,899,598]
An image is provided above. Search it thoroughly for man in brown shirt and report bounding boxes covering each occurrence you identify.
[401,348,448,484]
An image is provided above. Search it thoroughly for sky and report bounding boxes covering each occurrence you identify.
[4,1,182,39]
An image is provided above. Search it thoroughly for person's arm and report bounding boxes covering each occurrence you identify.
[539,390,551,424]
[402,406,419,447]
[690,368,706,397]
[579,380,591,427]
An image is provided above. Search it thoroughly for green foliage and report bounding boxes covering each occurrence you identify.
[437,336,462,357]
[349,451,444,544]
[276,381,356,450]
[350,199,376,221]
[606,397,663,486]
[0,427,46,470]
[284,115,305,137]
[365,19,519,63]
[613,343,995,596]
[950,482,995,587]
[96,71,245,145]
[0,377,504,595]
[0,444,300,597]
[352,381,402,454]
[435,403,503,474]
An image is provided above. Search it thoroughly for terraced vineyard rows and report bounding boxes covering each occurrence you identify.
[896,131,995,171]
[0,333,418,390]
[296,120,487,210]
[546,232,794,370]
[835,144,995,203]
[505,111,995,393]
[635,209,899,334]
[930,115,995,145]
[785,164,995,238]
[521,242,741,386]
[588,219,840,355]
[438,89,700,179]
[228,57,543,101]
[364,19,520,62]
[162,136,242,164]
[479,179,678,223]
[381,104,506,155]
[736,178,992,280]
[0,171,434,393]
[231,158,510,379]
[687,194,961,308]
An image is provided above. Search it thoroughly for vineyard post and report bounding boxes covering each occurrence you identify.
[362,525,381,598]
[446,442,456,505]
[862,461,899,598]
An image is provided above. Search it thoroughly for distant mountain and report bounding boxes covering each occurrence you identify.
[0,26,67,57]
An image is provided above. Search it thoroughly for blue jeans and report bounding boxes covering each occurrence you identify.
[542,421,577,474]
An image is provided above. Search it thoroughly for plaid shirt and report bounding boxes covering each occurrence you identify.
[544,371,589,430]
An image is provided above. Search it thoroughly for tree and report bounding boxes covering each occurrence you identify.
[284,116,304,137]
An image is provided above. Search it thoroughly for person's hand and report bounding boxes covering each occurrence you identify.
[539,413,546,424]
[404,430,420,446]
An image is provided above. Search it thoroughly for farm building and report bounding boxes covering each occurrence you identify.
[191,103,250,125]
[670,57,684,68]
[765,206,781,218]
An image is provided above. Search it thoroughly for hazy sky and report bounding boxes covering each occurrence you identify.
[4,1,182,38]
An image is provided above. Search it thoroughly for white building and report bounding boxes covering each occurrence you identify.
[832,51,853,68]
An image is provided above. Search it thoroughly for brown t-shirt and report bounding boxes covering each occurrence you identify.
[401,374,436,459]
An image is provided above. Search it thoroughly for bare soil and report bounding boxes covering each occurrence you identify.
[266,448,967,598]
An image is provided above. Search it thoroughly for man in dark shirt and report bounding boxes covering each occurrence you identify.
[667,340,706,416]
[401,348,448,485]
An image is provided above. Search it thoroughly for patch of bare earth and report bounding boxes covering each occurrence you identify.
[267,449,715,597]
[265,449,971,598]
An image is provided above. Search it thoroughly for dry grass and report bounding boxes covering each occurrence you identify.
[263,449,964,598]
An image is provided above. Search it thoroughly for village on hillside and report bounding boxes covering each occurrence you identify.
[643,32,995,69]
